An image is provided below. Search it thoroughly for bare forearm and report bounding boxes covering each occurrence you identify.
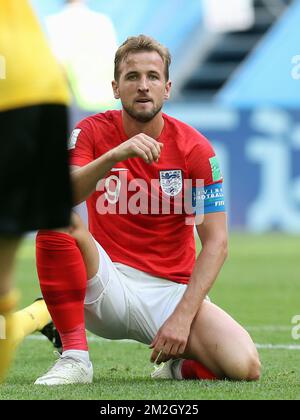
[175,240,228,321]
[71,150,117,205]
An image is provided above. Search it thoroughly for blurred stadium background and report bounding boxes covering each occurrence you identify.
[1,0,299,400]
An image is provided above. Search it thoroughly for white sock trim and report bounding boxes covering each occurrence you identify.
[62,350,90,366]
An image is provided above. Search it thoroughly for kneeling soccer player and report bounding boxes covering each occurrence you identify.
[33,35,261,385]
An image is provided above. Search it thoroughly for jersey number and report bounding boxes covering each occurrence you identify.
[105,175,121,204]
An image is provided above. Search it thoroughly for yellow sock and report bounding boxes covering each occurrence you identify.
[12,300,51,348]
[0,289,20,383]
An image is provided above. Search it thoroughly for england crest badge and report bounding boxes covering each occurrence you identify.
[159,170,183,197]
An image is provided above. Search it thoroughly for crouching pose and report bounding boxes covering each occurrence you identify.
[33,35,261,385]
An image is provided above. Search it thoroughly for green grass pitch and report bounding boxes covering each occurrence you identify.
[0,234,299,400]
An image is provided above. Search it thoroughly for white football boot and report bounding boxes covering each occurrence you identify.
[151,359,183,380]
[34,352,93,386]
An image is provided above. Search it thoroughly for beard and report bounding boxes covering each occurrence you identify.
[122,101,163,123]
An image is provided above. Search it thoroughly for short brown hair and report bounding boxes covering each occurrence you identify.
[114,35,172,81]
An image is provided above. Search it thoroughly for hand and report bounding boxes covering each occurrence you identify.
[110,133,163,164]
[150,312,192,364]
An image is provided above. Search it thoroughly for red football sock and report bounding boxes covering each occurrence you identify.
[181,360,218,380]
[36,231,88,352]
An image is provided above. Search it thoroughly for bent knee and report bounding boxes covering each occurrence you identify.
[229,352,261,382]
[243,353,261,381]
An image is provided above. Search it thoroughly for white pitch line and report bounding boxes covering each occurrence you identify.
[246,326,291,332]
[25,335,300,350]
[26,335,135,344]
[255,344,300,350]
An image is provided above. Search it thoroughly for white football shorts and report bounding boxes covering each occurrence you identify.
[84,239,188,345]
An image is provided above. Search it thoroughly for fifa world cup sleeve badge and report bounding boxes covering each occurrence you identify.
[209,156,222,182]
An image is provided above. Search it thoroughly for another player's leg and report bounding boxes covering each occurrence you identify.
[152,300,261,381]
[34,214,97,385]
[0,238,21,382]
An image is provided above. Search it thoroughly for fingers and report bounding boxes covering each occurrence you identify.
[131,144,153,164]
[139,135,163,162]
[151,348,166,365]
[149,336,158,350]
[134,134,163,164]
[177,343,186,357]
[153,349,164,365]
[134,140,158,164]
[112,133,164,164]
[161,342,173,359]
[151,345,177,365]
[150,333,187,364]
[159,343,175,364]
[150,336,174,364]
[150,336,165,364]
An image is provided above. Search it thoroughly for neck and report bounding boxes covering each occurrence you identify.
[122,110,164,139]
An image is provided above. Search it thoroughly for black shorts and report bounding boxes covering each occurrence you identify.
[0,104,72,235]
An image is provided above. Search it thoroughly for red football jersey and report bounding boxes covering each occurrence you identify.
[69,110,222,284]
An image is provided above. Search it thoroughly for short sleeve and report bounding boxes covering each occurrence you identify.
[187,134,226,215]
[68,120,94,167]
[187,134,223,187]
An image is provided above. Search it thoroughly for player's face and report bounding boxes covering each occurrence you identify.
[113,51,171,123]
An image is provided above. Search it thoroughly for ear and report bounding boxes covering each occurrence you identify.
[112,81,120,99]
[164,81,172,100]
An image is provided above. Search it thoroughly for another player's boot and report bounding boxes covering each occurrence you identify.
[34,352,93,386]
[40,321,62,354]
